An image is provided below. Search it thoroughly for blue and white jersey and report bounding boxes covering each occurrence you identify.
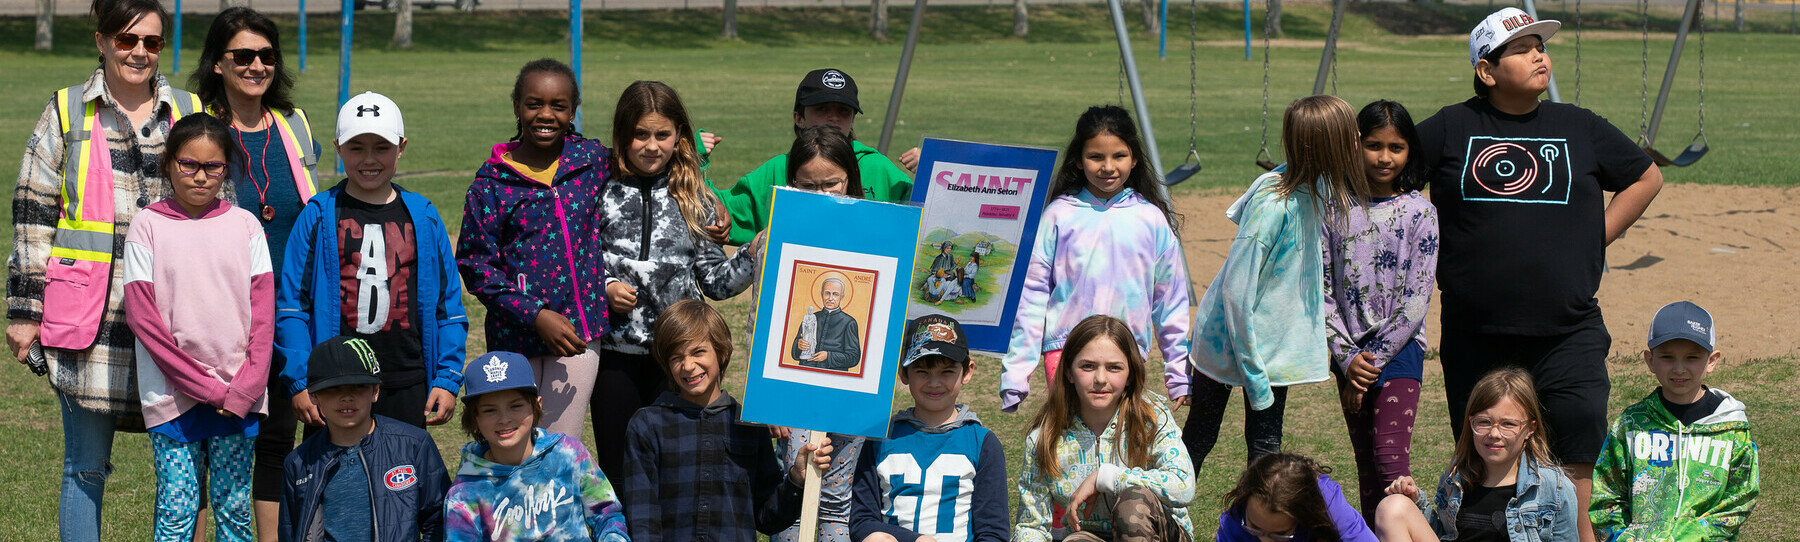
[850,406,1010,542]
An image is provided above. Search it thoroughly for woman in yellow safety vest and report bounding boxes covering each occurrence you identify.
[189,8,323,538]
[6,0,202,538]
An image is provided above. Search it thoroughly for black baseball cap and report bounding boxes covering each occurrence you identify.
[306,336,385,394]
[901,314,970,368]
[795,68,862,114]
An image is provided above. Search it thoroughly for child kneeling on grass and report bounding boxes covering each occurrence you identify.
[280,336,449,541]
[849,314,1009,542]
[444,351,630,541]
[621,299,831,542]
[1014,314,1195,542]
[1588,302,1758,541]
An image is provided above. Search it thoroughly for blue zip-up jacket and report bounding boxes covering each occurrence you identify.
[279,414,451,541]
[1423,454,1579,542]
[275,182,469,397]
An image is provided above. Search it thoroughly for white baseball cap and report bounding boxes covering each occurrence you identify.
[336,91,405,145]
[1469,7,1560,68]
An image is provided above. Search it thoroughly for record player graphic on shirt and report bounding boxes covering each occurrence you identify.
[1459,136,1573,204]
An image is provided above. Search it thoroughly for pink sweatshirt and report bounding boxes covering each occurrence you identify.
[123,199,274,427]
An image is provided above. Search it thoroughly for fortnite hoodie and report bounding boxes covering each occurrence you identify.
[444,429,630,542]
[1591,388,1759,541]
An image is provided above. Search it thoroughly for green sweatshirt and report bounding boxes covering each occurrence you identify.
[708,140,914,245]
[1591,388,1760,541]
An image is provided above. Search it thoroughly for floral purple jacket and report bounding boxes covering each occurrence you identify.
[457,137,612,358]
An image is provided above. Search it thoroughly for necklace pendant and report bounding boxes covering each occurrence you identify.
[261,204,275,222]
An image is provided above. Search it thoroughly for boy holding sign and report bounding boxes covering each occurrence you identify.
[849,314,1010,542]
[621,299,833,542]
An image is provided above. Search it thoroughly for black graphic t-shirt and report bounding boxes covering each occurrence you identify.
[1419,98,1652,335]
[337,194,425,386]
[1453,481,1515,542]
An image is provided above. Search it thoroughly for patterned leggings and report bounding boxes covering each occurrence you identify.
[150,432,253,542]
[1339,377,1421,521]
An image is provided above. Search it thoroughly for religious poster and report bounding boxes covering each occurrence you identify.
[907,137,1058,353]
[743,188,921,439]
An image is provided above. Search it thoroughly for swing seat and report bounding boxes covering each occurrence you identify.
[1256,159,1278,172]
[1164,163,1203,185]
[1645,138,1708,167]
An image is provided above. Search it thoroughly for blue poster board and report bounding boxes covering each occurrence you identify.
[742,188,923,439]
[907,137,1059,354]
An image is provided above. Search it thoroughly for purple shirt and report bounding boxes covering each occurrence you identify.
[1321,192,1438,374]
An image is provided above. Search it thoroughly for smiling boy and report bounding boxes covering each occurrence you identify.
[848,314,1008,542]
[1590,302,1759,541]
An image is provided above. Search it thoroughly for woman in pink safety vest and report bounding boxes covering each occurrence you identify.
[189,8,323,538]
[6,0,202,538]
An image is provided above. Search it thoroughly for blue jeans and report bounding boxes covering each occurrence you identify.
[58,390,116,541]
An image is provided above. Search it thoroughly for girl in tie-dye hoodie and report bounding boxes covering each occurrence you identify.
[1185,95,1374,472]
[998,105,1192,413]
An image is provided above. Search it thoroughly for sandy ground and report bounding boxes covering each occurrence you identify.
[1173,182,1800,361]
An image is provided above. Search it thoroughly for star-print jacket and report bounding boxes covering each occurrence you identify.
[458,137,613,358]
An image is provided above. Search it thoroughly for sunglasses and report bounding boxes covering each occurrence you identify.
[1239,515,1297,541]
[111,32,165,53]
[226,47,279,67]
[174,159,228,178]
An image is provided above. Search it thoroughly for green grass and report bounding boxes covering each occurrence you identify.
[0,4,1796,539]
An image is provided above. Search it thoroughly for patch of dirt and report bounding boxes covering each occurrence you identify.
[1173,183,1800,361]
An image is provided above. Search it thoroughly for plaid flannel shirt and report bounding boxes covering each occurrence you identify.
[622,390,803,542]
[8,69,191,424]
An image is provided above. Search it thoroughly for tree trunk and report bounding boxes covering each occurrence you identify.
[1012,0,1027,37]
[34,0,53,51]
[219,0,230,11]
[393,0,413,48]
[1138,0,1160,38]
[871,0,888,40]
[1735,0,1745,31]
[1268,0,1284,38]
[722,0,737,38]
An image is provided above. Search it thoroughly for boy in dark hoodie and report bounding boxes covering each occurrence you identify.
[849,314,1009,542]
[1590,301,1759,541]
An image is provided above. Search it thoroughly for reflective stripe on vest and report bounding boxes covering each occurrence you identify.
[211,105,323,202]
[40,84,201,349]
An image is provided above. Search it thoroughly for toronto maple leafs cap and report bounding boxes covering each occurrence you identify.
[901,313,970,368]
[1648,301,1716,351]
[462,351,537,403]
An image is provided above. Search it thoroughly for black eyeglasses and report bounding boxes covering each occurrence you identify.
[111,32,165,54]
[225,47,278,67]
[174,159,228,178]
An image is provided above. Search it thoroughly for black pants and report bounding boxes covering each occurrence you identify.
[253,361,298,502]
[1440,321,1612,464]
[1181,373,1288,474]
[590,350,669,482]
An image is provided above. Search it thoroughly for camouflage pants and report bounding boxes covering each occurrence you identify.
[1062,486,1190,542]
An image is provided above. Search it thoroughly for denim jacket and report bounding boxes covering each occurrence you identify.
[1424,455,1578,542]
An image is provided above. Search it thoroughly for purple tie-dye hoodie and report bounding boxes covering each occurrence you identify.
[999,187,1192,412]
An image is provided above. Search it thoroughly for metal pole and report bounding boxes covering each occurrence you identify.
[300,0,308,72]
[172,0,181,74]
[1242,0,1251,60]
[1312,0,1346,95]
[1107,0,1166,181]
[1158,0,1168,59]
[571,0,583,131]
[876,0,928,155]
[1646,0,1703,147]
[336,0,353,175]
[1518,0,1562,102]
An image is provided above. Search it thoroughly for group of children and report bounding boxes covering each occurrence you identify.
[93,4,1760,541]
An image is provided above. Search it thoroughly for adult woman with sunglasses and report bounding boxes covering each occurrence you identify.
[7,0,204,537]
[188,8,322,539]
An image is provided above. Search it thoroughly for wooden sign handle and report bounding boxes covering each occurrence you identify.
[797,429,827,541]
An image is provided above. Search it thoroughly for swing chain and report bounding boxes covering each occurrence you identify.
[1186,0,1199,157]
[1258,0,1273,164]
[1697,0,1707,141]
[1638,0,1651,144]
[1118,57,1128,107]
[1574,0,1583,105]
